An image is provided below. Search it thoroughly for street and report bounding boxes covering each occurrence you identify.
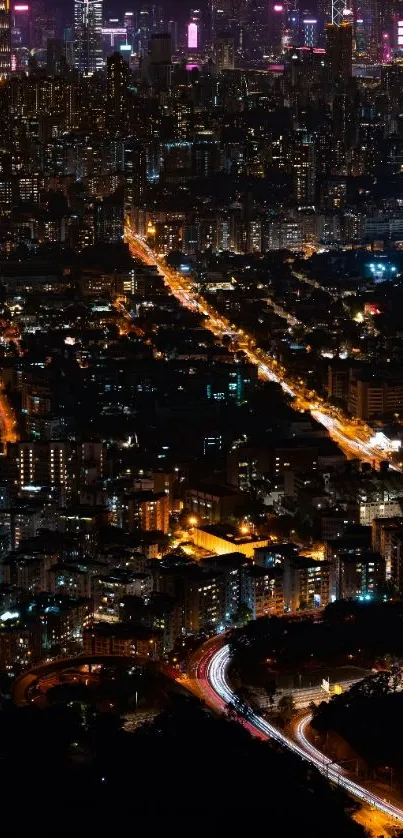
[190,639,403,825]
[124,226,400,469]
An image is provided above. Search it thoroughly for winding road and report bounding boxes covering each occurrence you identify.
[192,641,403,824]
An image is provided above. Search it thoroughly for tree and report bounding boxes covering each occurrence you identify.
[266,679,277,709]
[231,603,253,626]
[379,579,398,599]
[277,694,296,724]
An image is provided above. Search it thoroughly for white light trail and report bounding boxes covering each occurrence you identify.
[207,645,403,823]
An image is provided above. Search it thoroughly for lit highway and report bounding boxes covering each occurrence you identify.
[198,642,403,823]
[0,388,17,446]
[125,226,400,469]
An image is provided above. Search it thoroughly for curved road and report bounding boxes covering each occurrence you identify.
[194,641,403,824]
[13,654,150,705]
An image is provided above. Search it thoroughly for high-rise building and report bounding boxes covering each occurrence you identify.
[29,0,55,50]
[188,21,198,50]
[149,30,171,63]
[167,19,178,52]
[268,1,286,53]
[331,0,347,27]
[285,4,300,46]
[292,130,316,205]
[215,32,235,70]
[326,21,352,85]
[124,138,147,222]
[124,10,136,48]
[0,0,11,79]
[209,0,216,44]
[47,38,66,74]
[209,0,247,51]
[107,51,130,130]
[302,16,318,47]
[241,0,268,58]
[74,0,103,75]
[127,491,169,533]
[136,4,164,55]
[11,2,30,49]
[148,32,171,89]
[354,0,381,62]
[317,0,332,29]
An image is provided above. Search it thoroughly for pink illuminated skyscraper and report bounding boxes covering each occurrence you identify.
[188,21,198,50]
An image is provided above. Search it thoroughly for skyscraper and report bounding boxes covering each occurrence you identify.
[302,16,318,47]
[136,4,164,55]
[293,130,316,205]
[124,138,147,223]
[354,0,381,62]
[74,0,103,75]
[268,1,286,53]
[149,32,171,90]
[209,0,217,44]
[29,0,55,50]
[149,31,171,63]
[215,33,235,70]
[210,0,248,51]
[0,0,11,79]
[107,52,130,132]
[286,4,300,46]
[331,0,347,26]
[243,0,269,59]
[326,20,352,85]
[317,0,332,30]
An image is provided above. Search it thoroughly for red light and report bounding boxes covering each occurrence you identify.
[364,303,381,316]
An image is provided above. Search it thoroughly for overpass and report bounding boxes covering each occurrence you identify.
[12,654,150,706]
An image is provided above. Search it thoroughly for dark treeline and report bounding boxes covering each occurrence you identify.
[228,601,403,687]
[311,671,403,782]
[0,692,365,834]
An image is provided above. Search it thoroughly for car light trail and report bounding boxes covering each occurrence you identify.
[125,226,401,470]
[204,644,403,823]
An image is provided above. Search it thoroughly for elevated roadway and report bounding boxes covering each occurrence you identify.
[191,640,403,824]
[12,654,149,706]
